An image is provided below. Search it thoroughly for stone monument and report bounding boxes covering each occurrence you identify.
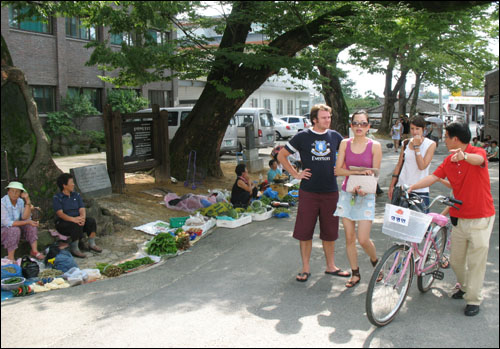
[70,164,112,198]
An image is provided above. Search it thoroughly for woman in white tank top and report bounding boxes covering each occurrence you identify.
[388,116,437,210]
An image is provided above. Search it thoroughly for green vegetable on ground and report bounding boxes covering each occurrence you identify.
[116,257,155,271]
[146,233,178,256]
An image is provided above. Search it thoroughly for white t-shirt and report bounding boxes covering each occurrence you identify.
[391,124,402,140]
[397,138,434,193]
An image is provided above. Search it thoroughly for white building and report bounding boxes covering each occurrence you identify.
[178,75,314,116]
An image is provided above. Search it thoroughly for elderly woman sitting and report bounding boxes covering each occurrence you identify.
[1,181,45,262]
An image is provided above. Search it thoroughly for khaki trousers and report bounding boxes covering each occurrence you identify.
[450,215,495,305]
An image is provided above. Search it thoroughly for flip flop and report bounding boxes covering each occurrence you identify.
[296,272,311,282]
[325,269,350,277]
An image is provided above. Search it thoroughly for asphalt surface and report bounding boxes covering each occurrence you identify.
[1,137,498,348]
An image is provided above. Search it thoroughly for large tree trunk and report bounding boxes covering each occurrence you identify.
[317,63,350,137]
[398,79,407,118]
[410,72,423,117]
[1,35,62,221]
[379,57,409,135]
[169,3,354,179]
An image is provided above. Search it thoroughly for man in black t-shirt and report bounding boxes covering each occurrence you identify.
[278,104,350,282]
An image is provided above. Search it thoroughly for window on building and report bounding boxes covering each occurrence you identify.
[250,98,258,108]
[65,17,97,40]
[9,6,52,34]
[111,32,135,46]
[146,30,170,45]
[276,99,283,116]
[148,90,171,108]
[67,87,102,112]
[264,99,271,110]
[489,95,499,126]
[299,100,309,116]
[31,86,55,114]
[287,100,294,115]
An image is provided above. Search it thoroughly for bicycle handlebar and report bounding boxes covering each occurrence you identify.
[400,185,462,211]
[449,197,463,206]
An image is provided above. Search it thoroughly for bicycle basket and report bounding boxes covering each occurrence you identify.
[382,204,432,243]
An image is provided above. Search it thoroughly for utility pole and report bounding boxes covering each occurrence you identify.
[438,69,443,120]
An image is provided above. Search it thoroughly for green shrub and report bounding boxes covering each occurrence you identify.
[61,94,99,118]
[45,111,80,137]
[106,89,149,113]
[84,130,105,148]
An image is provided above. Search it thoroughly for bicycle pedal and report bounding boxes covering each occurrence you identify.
[432,270,444,280]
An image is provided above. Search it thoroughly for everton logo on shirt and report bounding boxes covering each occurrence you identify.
[311,140,331,157]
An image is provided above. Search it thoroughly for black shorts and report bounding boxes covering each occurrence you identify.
[293,190,339,241]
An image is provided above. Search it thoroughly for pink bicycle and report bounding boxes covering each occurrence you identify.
[365,187,462,327]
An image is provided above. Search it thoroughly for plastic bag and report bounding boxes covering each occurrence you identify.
[1,264,22,279]
[63,267,89,285]
[82,269,101,282]
[54,250,78,273]
[185,212,205,226]
[21,256,40,279]
[263,188,279,199]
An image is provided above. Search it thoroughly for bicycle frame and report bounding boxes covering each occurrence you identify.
[387,218,447,288]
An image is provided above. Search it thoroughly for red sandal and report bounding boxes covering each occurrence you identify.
[30,251,45,260]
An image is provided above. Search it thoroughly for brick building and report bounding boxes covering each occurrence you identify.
[1,5,178,116]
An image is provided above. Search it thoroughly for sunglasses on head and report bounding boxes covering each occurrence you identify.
[351,121,369,127]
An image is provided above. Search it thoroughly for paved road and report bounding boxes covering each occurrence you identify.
[2,141,498,348]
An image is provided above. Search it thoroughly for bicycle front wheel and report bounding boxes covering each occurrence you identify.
[366,244,414,327]
[417,225,447,292]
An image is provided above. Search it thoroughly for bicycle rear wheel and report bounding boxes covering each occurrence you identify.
[417,224,447,292]
[366,244,414,327]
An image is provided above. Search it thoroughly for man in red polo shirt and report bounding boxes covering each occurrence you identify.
[409,121,495,317]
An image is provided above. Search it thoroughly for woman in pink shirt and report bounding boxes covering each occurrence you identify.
[334,111,382,288]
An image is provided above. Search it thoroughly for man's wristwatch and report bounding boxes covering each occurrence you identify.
[463,152,468,161]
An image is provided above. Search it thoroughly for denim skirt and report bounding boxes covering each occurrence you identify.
[334,190,376,221]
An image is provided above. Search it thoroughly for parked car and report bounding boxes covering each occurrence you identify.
[137,107,239,153]
[234,108,275,150]
[280,115,310,131]
[273,118,299,140]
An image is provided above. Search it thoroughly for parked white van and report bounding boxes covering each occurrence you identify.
[234,108,275,150]
[137,107,239,153]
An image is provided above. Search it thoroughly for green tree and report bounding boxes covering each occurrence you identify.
[3,1,494,178]
[349,3,498,134]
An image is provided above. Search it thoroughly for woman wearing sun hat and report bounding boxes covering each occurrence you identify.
[1,181,45,262]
